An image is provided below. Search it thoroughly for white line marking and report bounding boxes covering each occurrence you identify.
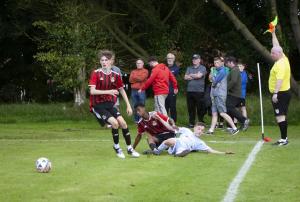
[222,140,264,202]
[0,139,257,144]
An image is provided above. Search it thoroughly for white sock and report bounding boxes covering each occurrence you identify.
[114,144,120,149]
[158,143,168,152]
[127,145,133,150]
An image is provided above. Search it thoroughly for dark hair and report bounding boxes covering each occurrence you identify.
[134,103,145,109]
[195,122,206,127]
[225,56,237,65]
[98,50,114,60]
[213,56,224,62]
[148,56,158,62]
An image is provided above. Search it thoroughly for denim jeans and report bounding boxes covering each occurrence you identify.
[131,89,146,122]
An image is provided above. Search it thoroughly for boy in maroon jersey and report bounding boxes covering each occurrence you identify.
[89,50,140,159]
[132,103,176,152]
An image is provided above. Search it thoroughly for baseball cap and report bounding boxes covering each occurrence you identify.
[192,54,201,59]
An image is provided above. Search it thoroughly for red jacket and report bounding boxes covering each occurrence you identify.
[142,63,178,95]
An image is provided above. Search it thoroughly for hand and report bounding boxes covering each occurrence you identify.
[138,89,142,93]
[272,93,278,103]
[185,75,192,80]
[174,89,178,94]
[110,90,119,96]
[127,106,133,116]
[225,151,235,155]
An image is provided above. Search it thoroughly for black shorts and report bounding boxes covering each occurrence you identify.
[271,90,291,116]
[239,98,246,107]
[155,132,176,147]
[91,102,121,126]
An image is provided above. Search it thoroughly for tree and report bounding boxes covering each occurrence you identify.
[33,1,108,105]
[212,0,300,97]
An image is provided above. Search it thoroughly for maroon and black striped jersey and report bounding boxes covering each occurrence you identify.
[137,112,173,136]
[89,68,124,110]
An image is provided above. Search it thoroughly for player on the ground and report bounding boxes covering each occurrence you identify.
[153,122,234,157]
[89,49,140,159]
[133,103,176,152]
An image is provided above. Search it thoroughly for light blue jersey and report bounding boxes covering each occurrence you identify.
[168,127,210,155]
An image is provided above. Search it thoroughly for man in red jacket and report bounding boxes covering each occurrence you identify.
[139,56,178,115]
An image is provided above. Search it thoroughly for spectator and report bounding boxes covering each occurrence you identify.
[237,61,248,119]
[225,57,249,131]
[139,56,178,115]
[165,53,180,122]
[129,59,149,123]
[206,57,239,135]
[184,54,207,128]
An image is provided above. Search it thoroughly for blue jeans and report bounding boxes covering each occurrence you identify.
[131,89,146,122]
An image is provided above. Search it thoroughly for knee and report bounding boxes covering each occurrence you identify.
[118,119,127,129]
[110,119,119,129]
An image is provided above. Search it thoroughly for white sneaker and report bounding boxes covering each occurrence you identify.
[114,147,125,159]
[127,148,140,158]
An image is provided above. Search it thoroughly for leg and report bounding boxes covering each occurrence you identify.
[131,89,139,122]
[165,94,171,116]
[195,92,205,122]
[220,112,238,130]
[208,112,218,133]
[187,92,196,126]
[154,94,168,115]
[226,95,246,124]
[169,94,177,122]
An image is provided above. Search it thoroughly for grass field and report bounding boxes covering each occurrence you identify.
[1,121,300,202]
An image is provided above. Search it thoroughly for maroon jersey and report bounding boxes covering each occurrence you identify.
[137,112,174,136]
[89,68,124,110]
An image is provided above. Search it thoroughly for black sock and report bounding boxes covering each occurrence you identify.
[278,121,287,139]
[122,128,131,146]
[149,143,156,150]
[112,128,119,144]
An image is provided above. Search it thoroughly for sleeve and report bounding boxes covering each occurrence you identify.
[169,69,178,89]
[213,68,226,84]
[141,69,149,81]
[89,71,97,86]
[185,67,190,75]
[142,69,158,90]
[174,66,180,77]
[129,70,136,83]
[201,66,207,76]
[115,74,124,89]
[157,112,169,122]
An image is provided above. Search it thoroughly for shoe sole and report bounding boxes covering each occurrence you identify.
[231,130,239,135]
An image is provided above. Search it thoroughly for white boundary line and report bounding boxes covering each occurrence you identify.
[222,140,264,202]
[0,139,257,144]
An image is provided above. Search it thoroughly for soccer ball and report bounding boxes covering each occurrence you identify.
[36,157,52,173]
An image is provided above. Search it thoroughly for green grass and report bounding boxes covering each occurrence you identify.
[0,94,299,125]
[0,122,300,202]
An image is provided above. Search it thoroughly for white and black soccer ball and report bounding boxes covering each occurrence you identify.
[36,157,52,173]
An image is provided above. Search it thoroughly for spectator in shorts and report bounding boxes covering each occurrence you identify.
[206,57,239,135]
[139,56,178,115]
[165,53,180,122]
[237,61,248,119]
[129,58,149,123]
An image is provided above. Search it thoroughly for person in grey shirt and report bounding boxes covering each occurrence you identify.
[184,54,207,128]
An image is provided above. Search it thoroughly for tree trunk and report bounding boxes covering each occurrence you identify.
[212,0,273,63]
[74,66,86,106]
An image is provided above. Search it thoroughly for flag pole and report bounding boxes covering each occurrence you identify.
[257,63,264,140]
